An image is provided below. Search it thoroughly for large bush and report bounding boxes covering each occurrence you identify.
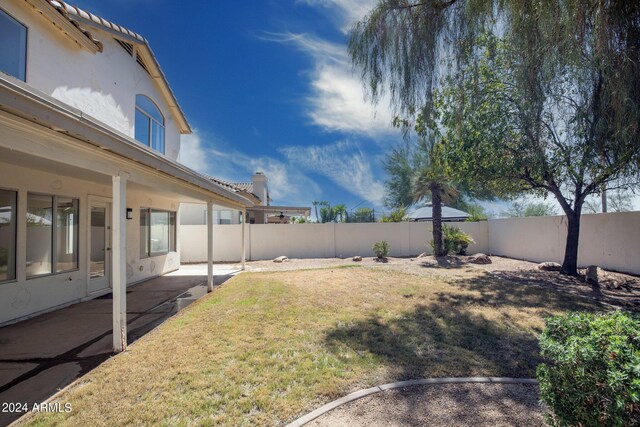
[430,225,475,255]
[537,311,640,427]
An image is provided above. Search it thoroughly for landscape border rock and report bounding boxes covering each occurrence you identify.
[537,262,561,271]
[469,253,492,264]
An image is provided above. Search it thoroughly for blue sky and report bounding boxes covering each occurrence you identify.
[68,0,639,216]
[71,0,398,214]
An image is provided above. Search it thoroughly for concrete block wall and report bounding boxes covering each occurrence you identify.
[488,212,640,274]
[180,211,640,275]
[180,221,489,262]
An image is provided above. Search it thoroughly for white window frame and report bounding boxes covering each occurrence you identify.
[134,95,165,154]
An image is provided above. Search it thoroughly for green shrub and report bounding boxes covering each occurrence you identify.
[537,311,640,427]
[381,207,407,222]
[430,225,475,255]
[372,241,389,259]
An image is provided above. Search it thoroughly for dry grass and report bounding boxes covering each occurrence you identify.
[24,266,603,426]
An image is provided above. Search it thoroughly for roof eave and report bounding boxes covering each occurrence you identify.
[26,0,102,53]
[136,43,191,134]
[0,74,250,207]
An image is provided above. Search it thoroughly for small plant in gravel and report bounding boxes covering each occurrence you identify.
[372,241,389,259]
[537,311,640,427]
[430,225,475,255]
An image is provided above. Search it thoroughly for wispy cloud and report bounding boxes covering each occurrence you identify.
[280,140,385,206]
[177,131,208,173]
[297,0,377,33]
[178,130,321,206]
[263,32,394,138]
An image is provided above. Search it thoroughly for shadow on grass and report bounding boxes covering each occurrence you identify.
[488,269,638,311]
[319,270,608,424]
[325,271,602,380]
[326,302,542,381]
[439,271,601,315]
[324,300,550,424]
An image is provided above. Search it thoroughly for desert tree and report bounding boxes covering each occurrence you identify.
[350,0,640,274]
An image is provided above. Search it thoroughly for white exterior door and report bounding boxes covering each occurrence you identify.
[88,200,111,293]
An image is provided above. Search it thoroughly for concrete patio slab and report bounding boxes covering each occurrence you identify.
[0,363,81,427]
[0,364,36,389]
[0,312,114,359]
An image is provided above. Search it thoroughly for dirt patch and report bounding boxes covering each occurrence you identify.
[308,383,546,427]
[244,255,640,311]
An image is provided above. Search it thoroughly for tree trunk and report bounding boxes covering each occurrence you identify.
[561,211,581,275]
[431,182,446,257]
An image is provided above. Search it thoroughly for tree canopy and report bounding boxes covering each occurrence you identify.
[350,0,640,274]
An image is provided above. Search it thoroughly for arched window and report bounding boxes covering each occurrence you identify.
[134,95,165,153]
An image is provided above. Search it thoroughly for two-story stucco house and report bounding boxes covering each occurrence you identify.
[0,0,253,351]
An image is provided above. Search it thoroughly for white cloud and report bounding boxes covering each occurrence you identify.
[241,156,322,204]
[177,131,208,174]
[263,32,394,138]
[298,0,377,33]
[178,130,321,206]
[280,140,385,206]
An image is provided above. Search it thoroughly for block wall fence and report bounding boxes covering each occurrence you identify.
[179,211,640,275]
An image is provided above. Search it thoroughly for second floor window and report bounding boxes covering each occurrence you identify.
[134,95,165,154]
[0,8,27,81]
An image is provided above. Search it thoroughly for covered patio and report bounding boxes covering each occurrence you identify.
[0,263,239,426]
[0,75,253,356]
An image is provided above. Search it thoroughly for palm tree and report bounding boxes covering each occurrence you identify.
[318,201,331,223]
[332,204,347,223]
[412,137,458,257]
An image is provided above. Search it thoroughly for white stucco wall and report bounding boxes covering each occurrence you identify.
[179,221,489,263]
[180,203,241,225]
[180,213,639,274]
[180,224,244,262]
[488,212,640,274]
[3,2,181,160]
[0,161,181,325]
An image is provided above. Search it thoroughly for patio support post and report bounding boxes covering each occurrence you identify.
[112,172,128,353]
[241,207,246,270]
[207,200,214,292]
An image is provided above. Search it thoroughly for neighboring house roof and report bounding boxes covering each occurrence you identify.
[206,177,273,205]
[408,204,471,222]
[29,0,191,134]
[232,182,254,192]
[207,177,262,205]
[230,181,272,205]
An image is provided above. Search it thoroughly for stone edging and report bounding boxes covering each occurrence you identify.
[285,377,538,427]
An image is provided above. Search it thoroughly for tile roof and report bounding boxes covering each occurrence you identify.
[233,182,254,192]
[46,0,145,46]
[208,177,262,204]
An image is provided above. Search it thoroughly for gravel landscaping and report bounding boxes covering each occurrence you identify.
[308,383,546,427]
[244,255,640,310]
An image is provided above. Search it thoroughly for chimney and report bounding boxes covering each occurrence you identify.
[252,172,268,206]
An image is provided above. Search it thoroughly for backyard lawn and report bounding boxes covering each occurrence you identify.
[24,264,603,426]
